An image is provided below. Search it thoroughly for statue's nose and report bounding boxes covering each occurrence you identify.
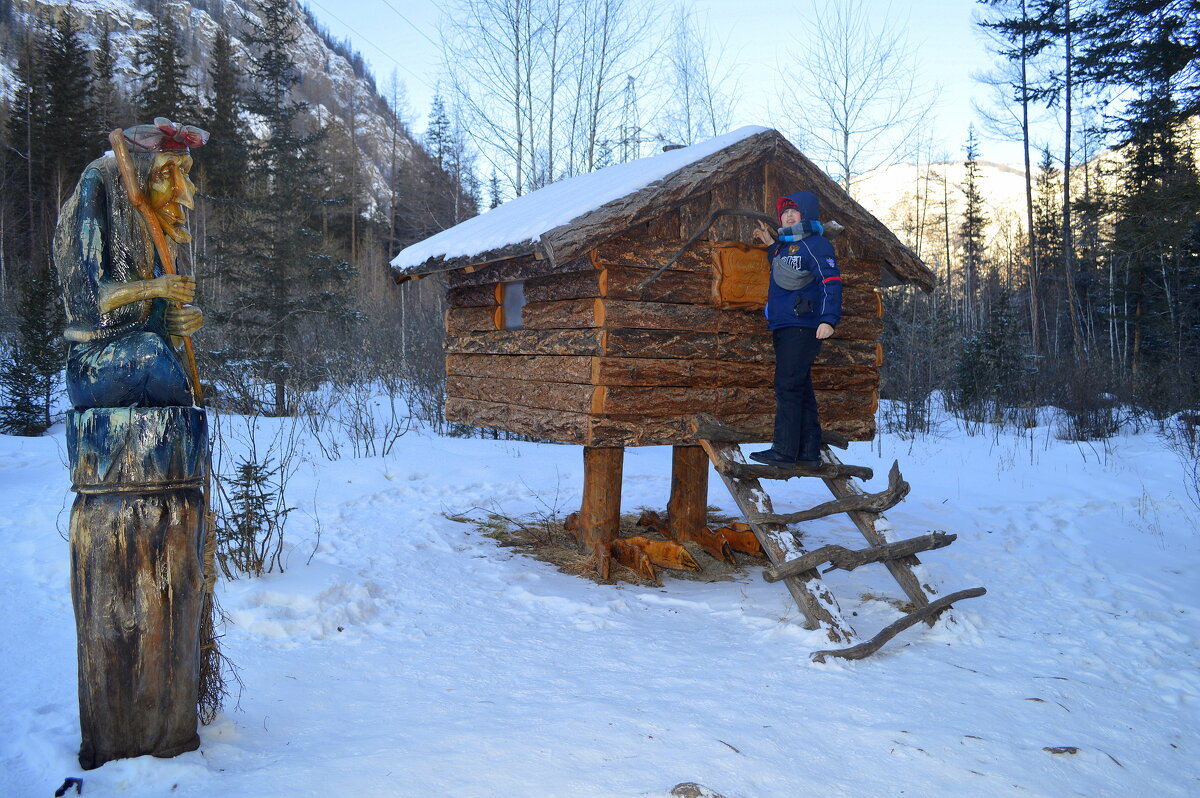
[173,168,195,210]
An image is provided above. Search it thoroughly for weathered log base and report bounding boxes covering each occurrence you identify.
[668,446,709,540]
[68,406,206,770]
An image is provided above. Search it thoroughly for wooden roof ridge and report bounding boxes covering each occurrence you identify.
[394,128,935,291]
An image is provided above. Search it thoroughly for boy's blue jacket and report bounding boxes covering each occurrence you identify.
[765,191,842,330]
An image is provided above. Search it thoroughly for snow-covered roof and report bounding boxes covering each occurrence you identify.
[391,126,769,274]
[392,126,934,291]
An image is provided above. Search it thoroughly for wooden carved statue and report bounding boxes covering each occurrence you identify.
[55,118,209,769]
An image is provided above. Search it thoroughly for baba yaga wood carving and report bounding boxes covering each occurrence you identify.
[56,119,212,769]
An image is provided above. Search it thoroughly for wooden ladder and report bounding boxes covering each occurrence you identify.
[692,414,985,662]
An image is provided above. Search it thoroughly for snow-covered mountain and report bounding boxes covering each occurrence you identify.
[7,0,418,222]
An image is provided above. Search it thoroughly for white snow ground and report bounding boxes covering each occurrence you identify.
[1,403,1198,797]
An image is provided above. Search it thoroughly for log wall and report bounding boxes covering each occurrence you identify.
[441,228,883,446]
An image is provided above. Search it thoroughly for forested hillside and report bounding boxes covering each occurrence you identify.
[0,0,471,427]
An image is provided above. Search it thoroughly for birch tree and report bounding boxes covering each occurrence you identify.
[777,0,932,196]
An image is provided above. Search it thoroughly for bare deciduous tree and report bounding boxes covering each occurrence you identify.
[775,0,933,196]
[655,4,736,147]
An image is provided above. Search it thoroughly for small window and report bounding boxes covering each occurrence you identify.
[500,280,526,330]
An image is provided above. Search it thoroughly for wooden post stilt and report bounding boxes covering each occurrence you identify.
[579,446,624,578]
[668,445,709,539]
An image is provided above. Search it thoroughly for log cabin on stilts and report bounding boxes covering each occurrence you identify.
[391,127,985,660]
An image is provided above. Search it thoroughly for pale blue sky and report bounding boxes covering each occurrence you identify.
[304,0,1033,167]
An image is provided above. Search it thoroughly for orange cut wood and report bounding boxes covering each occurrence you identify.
[686,525,737,565]
[624,536,701,571]
[717,522,764,557]
[611,539,659,584]
[563,512,583,547]
[636,509,670,536]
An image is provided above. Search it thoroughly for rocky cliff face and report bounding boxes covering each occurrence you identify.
[7,0,416,223]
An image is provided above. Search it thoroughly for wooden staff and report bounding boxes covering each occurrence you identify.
[107,128,204,405]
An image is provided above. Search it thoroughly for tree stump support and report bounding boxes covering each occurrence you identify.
[68,406,206,769]
[667,445,708,541]
[579,446,624,578]
[691,413,985,661]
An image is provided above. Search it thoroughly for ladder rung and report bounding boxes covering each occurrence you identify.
[763,532,957,583]
[810,587,987,663]
[718,460,873,481]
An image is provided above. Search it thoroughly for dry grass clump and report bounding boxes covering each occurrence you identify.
[446,505,765,587]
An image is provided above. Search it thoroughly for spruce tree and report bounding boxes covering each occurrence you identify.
[40,11,95,206]
[199,27,248,203]
[135,14,199,123]
[0,266,66,435]
[91,17,121,143]
[959,127,988,330]
[488,170,503,209]
[208,0,355,416]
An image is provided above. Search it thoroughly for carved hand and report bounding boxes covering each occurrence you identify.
[149,274,196,303]
[98,274,196,313]
[166,305,204,338]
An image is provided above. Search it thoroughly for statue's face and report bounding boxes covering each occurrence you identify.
[147,152,196,243]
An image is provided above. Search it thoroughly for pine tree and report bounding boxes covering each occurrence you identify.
[488,170,503,209]
[425,94,451,170]
[40,11,95,206]
[0,266,66,435]
[199,27,248,202]
[959,127,988,329]
[135,14,199,123]
[91,17,122,143]
[952,287,1029,422]
[208,0,356,416]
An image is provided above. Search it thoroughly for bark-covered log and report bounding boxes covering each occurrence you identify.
[522,271,601,303]
[446,395,872,446]
[591,356,773,387]
[601,267,712,303]
[592,236,715,272]
[586,412,773,447]
[520,265,712,305]
[517,298,600,329]
[446,305,500,332]
[447,253,592,287]
[843,287,883,317]
[832,315,884,341]
[592,384,773,416]
[763,531,951,583]
[810,588,987,663]
[445,397,588,445]
[447,282,501,309]
[446,353,777,387]
[816,339,883,367]
[690,416,851,449]
[446,329,606,356]
[446,353,596,384]
[668,446,709,541]
[812,365,881,392]
[447,374,595,412]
